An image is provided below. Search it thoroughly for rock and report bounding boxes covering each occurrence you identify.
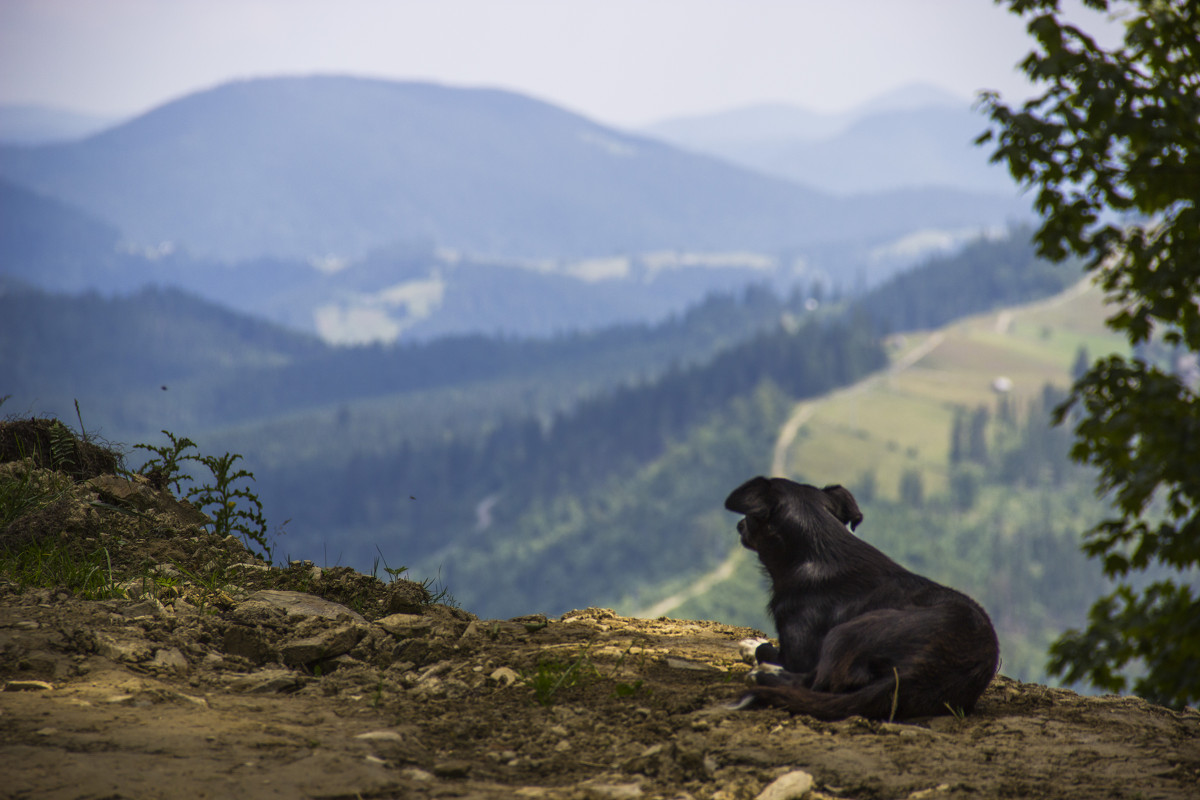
[386,580,432,614]
[237,590,366,623]
[3,680,54,691]
[432,760,472,778]
[489,667,521,688]
[354,730,406,742]
[375,613,432,637]
[120,598,168,619]
[85,474,211,527]
[221,625,272,664]
[755,770,814,800]
[511,613,549,632]
[280,622,366,666]
[95,634,153,663]
[150,647,189,672]
[665,657,721,673]
[227,669,308,694]
[400,767,435,782]
[580,780,644,799]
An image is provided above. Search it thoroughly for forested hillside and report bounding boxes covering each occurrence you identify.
[2,278,795,441]
[261,317,886,615]
[3,229,1102,670]
[853,227,1081,332]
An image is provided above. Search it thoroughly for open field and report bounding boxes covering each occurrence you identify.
[780,278,1124,500]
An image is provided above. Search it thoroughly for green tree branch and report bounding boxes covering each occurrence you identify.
[978,0,1199,707]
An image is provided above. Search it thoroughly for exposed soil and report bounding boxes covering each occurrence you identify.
[2,430,1198,799]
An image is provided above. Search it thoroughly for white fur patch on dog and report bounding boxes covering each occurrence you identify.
[738,637,771,664]
[748,663,784,681]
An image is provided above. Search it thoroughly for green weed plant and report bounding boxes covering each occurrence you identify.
[523,642,646,706]
[135,430,274,562]
[0,539,124,600]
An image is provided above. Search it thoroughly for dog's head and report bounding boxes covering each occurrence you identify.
[724,476,863,557]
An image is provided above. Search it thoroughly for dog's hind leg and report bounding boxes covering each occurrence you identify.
[806,609,917,693]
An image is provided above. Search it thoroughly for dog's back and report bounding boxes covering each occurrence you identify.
[726,476,1000,720]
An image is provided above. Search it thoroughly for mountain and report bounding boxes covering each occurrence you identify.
[752,106,1016,195]
[641,83,964,152]
[641,84,1015,195]
[0,104,121,145]
[0,76,1023,263]
[0,179,124,290]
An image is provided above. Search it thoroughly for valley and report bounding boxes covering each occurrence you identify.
[0,74,1164,697]
[2,230,1118,687]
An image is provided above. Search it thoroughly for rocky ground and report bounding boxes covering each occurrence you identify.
[2,421,1198,799]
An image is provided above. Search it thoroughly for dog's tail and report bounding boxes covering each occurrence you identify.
[744,667,988,722]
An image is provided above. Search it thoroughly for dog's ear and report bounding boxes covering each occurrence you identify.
[821,485,863,531]
[725,476,772,518]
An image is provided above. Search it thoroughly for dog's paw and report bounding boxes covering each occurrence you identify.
[749,665,815,691]
[738,637,771,664]
[747,662,785,685]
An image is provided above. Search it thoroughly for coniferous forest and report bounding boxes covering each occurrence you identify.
[3,228,1108,681]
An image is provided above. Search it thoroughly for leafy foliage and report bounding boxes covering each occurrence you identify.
[979,0,1200,707]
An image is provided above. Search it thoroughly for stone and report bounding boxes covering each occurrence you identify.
[221,625,271,664]
[238,590,366,623]
[280,622,366,666]
[151,648,189,672]
[375,613,432,637]
[489,667,521,688]
[400,768,435,782]
[120,598,168,619]
[665,657,721,672]
[95,634,153,663]
[386,580,432,614]
[755,769,814,800]
[86,474,211,527]
[581,781,644,800]
[228,669,307,694]
[3,680,54,691]
[354,730,405,742]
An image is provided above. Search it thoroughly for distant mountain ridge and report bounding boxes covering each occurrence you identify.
[0,104,122,145]
[0,76,1023,262]
[641,83,965,149]
[641,83,1016,195]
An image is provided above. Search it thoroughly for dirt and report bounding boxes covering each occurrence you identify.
[2,429,1199,799]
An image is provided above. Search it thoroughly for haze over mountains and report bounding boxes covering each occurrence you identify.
[0,75,1026,343]
[0,104,122,146]
[642,83,1017,195]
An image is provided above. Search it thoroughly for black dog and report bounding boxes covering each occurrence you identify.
[725,476,999,721]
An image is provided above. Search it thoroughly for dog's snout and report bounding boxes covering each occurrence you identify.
[737,518,757,550]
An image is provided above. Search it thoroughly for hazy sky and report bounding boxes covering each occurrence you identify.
[0,0,1124,128]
